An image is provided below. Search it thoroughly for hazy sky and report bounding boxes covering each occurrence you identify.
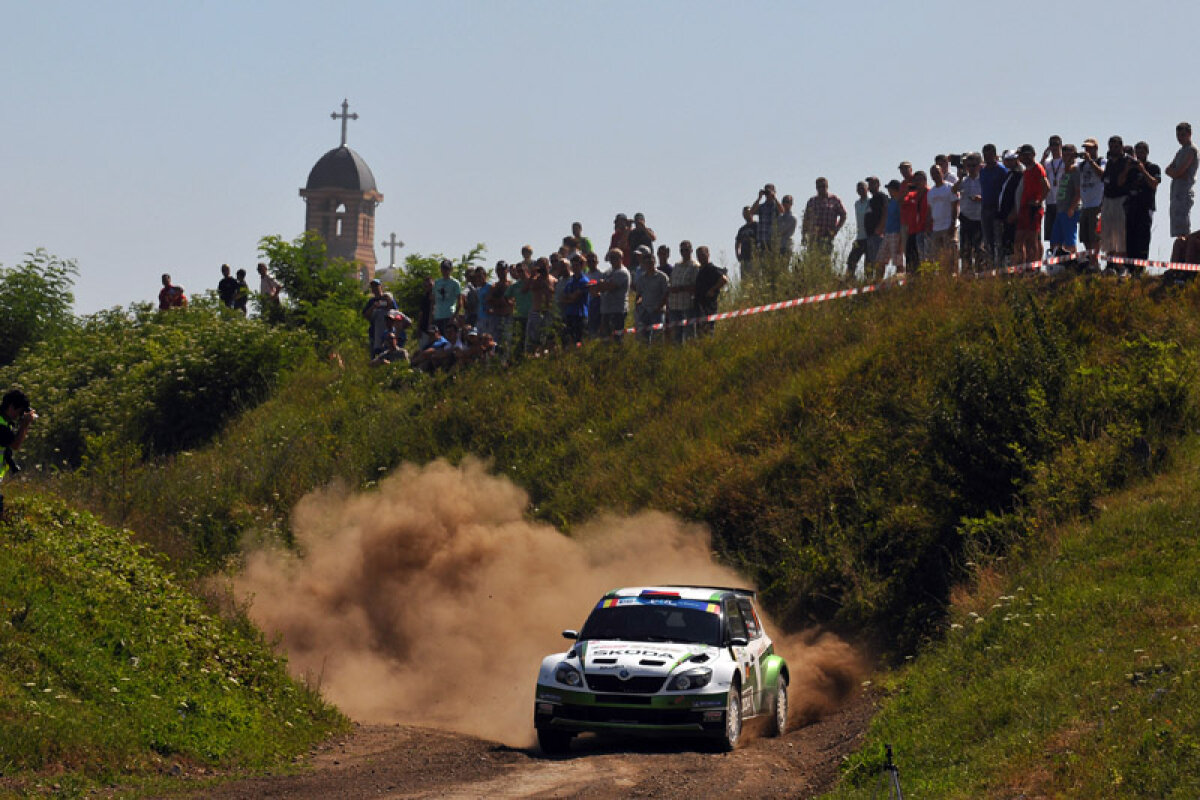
[5,1,1197,314]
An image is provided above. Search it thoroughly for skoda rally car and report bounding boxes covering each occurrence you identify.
[533,586,789,754]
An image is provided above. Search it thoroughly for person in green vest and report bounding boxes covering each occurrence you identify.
[0,390,36,517]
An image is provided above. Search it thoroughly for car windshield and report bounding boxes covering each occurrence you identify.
[578,603,722,647]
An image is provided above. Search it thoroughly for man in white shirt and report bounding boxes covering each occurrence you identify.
[927,165,959,272]
[1041,135,1065,250]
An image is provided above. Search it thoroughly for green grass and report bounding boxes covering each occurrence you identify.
[829,435,1200,798]
[0,493,346,797]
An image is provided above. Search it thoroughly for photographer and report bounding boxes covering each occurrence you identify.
[0,390,36,517]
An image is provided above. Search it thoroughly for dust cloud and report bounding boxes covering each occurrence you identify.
[232,458,861,745]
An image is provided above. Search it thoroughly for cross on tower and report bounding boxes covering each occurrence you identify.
[331,99,358,147]
[381,232,405,268]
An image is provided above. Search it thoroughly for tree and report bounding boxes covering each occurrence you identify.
[0,249,79,366]
[257,231,365,347]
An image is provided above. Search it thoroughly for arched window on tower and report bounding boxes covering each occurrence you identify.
[334,203,347,238]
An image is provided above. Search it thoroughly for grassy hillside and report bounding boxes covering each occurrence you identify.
[0,493,344,797]
[39,274,1200,654]
[829,434,1200,798]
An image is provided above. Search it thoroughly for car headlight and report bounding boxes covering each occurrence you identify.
[554,662,583,687]
[668,667,713,691]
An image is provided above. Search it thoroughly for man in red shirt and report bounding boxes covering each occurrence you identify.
[1010,144,1050,266]
[900,171,930,272]
[609,214,632,268]
[158,273,188,310]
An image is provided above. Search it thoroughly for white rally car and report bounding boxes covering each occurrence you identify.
[533,586,789,754]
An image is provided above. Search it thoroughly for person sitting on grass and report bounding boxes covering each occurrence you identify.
[369,332,409,367]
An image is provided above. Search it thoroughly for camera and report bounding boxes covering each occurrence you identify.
[948,153,962,168]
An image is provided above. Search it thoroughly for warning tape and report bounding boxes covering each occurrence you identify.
[606,249,1200,339]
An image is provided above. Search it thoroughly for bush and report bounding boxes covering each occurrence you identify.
[0,249,78,366]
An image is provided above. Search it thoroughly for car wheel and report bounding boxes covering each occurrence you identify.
[716,685,743,751]
[766,677,789,737]
[537,728,574,757]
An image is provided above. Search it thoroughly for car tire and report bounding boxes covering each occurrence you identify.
[716,684,743,751]
[766,677,789,737]
[537,728,574,757]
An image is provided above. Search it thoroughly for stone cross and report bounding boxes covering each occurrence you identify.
[331,99,358,147]
[381,233,405,268]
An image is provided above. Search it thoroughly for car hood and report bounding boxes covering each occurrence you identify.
[578,640,718,674]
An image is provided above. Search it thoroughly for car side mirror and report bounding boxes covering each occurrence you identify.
[562,629,579,640]
[728,636,748,648]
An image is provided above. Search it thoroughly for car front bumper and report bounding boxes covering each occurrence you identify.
[533,684,730,736]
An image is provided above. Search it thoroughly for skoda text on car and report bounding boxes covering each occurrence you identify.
[533,586,789,754]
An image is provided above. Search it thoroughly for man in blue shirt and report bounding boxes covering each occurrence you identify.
[561,254,591,346]
[432,259,463,334]
[978,143,1008,267]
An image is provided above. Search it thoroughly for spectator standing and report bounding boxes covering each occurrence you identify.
[0,390,36,518]
[751,184,783,252]
[257,263,281,305]
[526,259,556,354]
[416,277,435,349]
[595,249,631,340]
[1041,135,1066,248]
[934,154,959,187]
[507,262,533,355]
[610,214,633,268]
[463,267,482,329]
[777,195,798,259]
[634,247,669,343]
[693,246,728,336]
[433,259,463,333]
[655,245,674,278]
[362,278,398,355]
[1049,145,1082,256]
[1101,136,1135,259]
[487,261,515,354]
[572,221,594,255]
[217,264,238,309]
[901,172,931,268]
[802,178,848,256]
[979,144,1008,265]
[846,182,871,278]
[233,268,251,315]
[585,251,606,338]
[735,207,758,280]
[1078,138,1106,260]
[561,255,591,346]
[158,274,187,310]
[1166,122,1198,239]
[628,213,656,259]
[864,176,888,274]
[927,165,959,272]
[668,240,700,343]
[875,180,905,275]
[1125,141,1162,264]
[997,151,1025,264]
[1011,144,1049,266]
[957,155,984,271]
[474,266,494,337]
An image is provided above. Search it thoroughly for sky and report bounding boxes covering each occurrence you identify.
[5,0,1198,314]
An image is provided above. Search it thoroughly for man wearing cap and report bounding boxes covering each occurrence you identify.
[362,278,399,355]
[1166,122,1199,240]
[592,249,631,341]
[1101,135,1136,259]
[997,151,1025,264]
[369,330,410,367]
[634,246,669,343]
[979,145,1008,266]
[1078,138,1106,260]
[1010,144,1049,266]
[432,259,463,334]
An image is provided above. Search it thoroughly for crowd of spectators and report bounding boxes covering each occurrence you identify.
[356,216,729,369]
[738,123,1199,281]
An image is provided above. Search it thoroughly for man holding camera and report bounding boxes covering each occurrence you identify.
[0,390,36,518]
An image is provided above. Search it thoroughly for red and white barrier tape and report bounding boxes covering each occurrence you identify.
[1107,256,1200,272]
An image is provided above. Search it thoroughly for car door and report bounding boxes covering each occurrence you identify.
[737,597,770,713]
[723,598,760,716]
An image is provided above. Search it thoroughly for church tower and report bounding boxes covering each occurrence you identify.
[299,100,383,281]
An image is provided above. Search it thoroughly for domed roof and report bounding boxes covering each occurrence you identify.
[305,146,378,192]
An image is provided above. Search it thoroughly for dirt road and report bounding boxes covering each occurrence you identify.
[177,694,874,799]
